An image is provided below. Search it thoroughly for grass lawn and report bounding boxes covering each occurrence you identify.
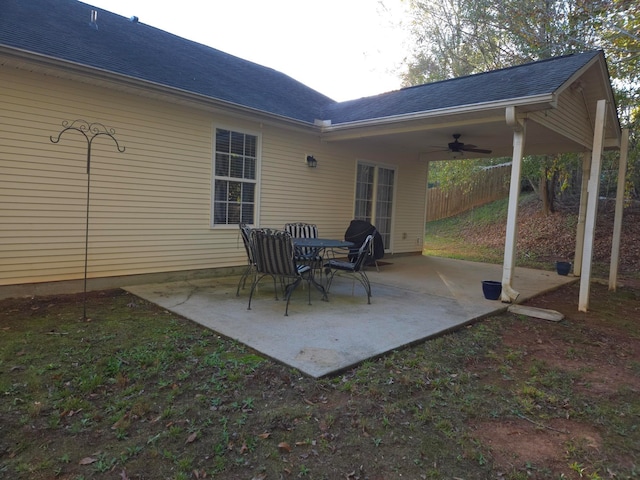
[1,197,639,479]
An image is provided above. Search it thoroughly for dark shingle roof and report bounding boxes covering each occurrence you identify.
[321,51,601,124]
[0,0,336,123]
[0,0,602,126]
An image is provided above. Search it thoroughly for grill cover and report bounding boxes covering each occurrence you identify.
[344,220,384,262]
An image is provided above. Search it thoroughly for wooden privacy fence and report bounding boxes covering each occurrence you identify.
[426,164,511,221]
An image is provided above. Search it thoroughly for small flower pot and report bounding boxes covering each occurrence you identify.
[556,261,571,276]
[481,280,502,300]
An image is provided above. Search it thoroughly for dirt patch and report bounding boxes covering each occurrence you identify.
[473,419,602,474]
[512,283,640,394]
[470,282,640,477]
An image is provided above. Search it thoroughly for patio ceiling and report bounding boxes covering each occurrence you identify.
[319,111,578,161]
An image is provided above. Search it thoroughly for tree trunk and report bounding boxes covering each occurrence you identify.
[539,158,558,215]
[548,170,558,213]
[540,174,551,215]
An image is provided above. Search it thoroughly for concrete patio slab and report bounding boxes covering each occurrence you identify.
[124,256,575,378]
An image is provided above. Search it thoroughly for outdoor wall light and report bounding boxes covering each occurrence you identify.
[306,155,318,168]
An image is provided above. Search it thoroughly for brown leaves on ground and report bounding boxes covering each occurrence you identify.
[464,197,640,278]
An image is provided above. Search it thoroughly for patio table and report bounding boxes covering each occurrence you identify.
[293,238,354,299]
[293,237,354,251]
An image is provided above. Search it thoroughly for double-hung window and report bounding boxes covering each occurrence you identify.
[212,128,257,226]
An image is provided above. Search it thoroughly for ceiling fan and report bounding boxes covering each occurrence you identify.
[446,134,492,155]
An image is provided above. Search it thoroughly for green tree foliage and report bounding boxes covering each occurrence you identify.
[429,158,508,194]
[402,0,639,212]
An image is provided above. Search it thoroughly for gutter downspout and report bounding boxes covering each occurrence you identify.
[501,106,527,303]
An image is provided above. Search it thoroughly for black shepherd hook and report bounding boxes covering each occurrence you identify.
[50,120,126,319]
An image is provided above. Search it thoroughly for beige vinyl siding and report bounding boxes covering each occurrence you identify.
[2,65,430,288]
[259,126,427,252]
[530,87,593,149]
[390,156,428,253]
[258,127,357,237]
[1,67,248,285]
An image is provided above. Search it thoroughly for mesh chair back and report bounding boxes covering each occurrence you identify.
[352,235,374,271]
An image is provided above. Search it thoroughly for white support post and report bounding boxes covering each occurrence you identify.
[573,152,591,277]
[422,154,431,250]
[609,128,629,290]
[579,99,607,312]
[501,110,526,303]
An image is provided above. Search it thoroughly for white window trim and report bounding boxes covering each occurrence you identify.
[210,124,261,229]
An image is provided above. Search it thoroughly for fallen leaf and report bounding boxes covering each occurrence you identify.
[278,441,291,453]
[79,457,97,465]
[258,432,271,439]
[185,431,198,444]
[112,412,130,429]
[120,469,130,480]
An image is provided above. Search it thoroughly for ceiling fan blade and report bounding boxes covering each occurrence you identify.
[461,147,492,154]
[424,148,449,154]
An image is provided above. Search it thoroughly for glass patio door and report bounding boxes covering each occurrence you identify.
[354,162,395,250]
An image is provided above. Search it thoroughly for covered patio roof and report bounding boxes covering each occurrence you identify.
[318,50,625,312]
[319,51,621,160]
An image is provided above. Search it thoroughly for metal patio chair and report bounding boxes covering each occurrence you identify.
[324,234,374,304]
[236,223,256,296]
[248,229,312,316]
[344,219,384,271]
[285,222,324,284]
